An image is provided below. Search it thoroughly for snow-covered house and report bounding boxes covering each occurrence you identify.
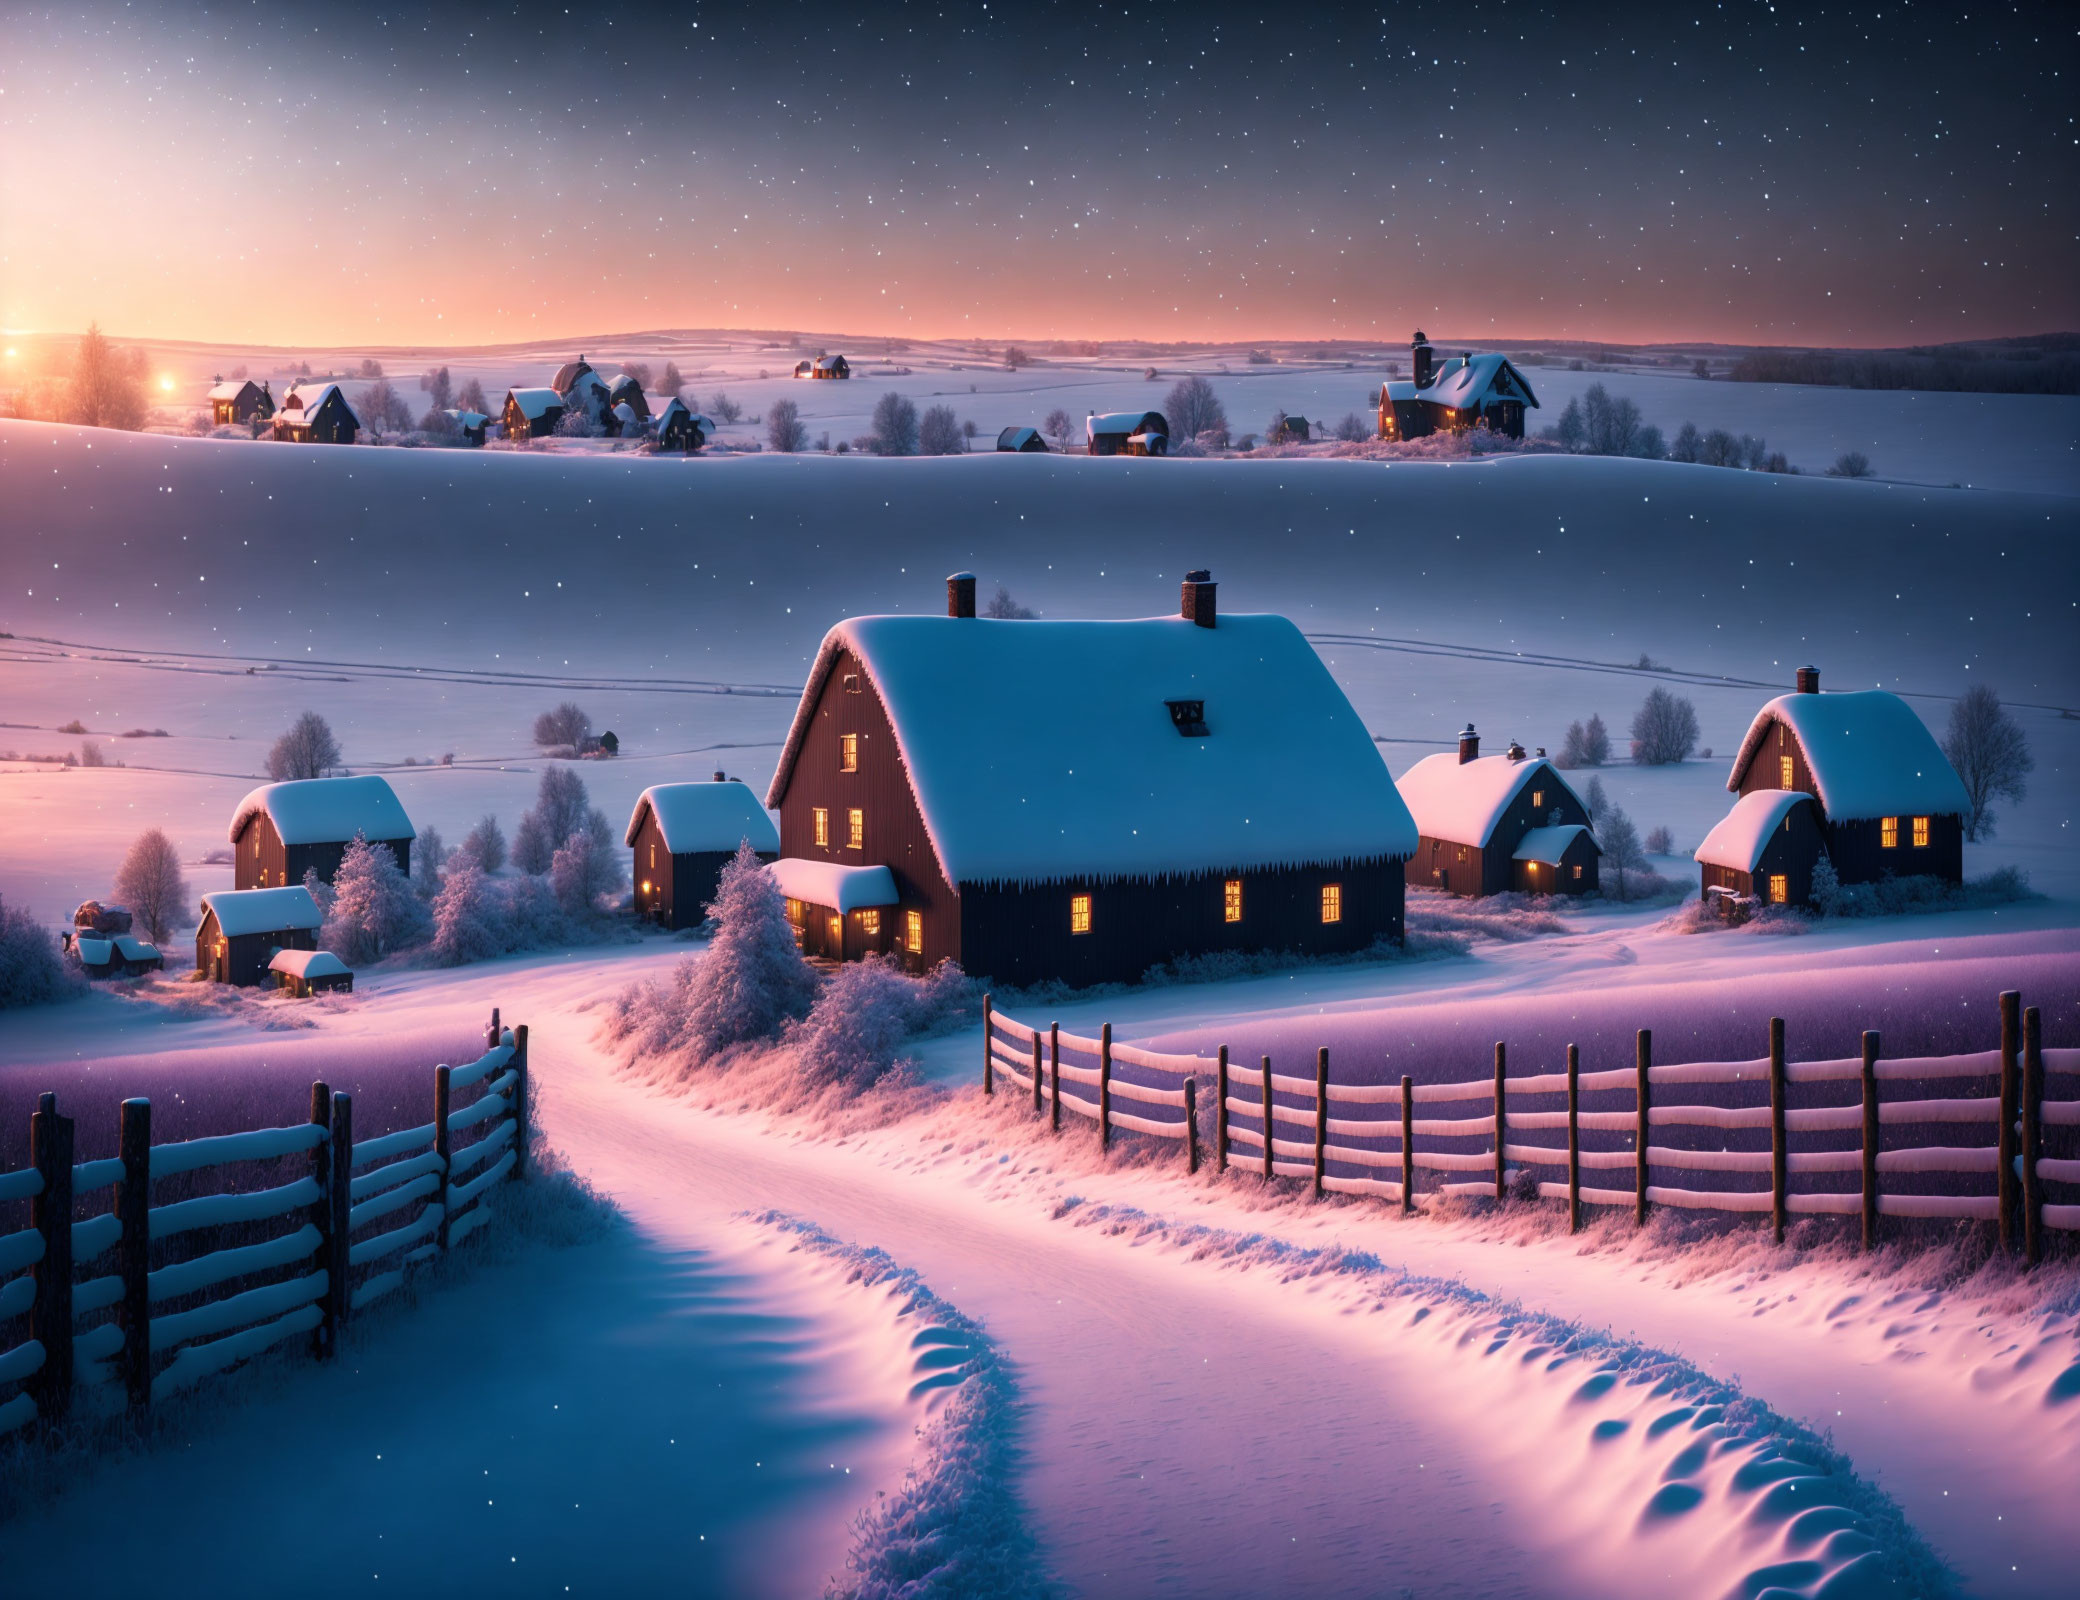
[1722,668,1968,886]
[1272,415,1312,444]
[764,570,1418,987]
[230,775,415,890]
[1088,410,1169,457]
[1379,332,1540,441]
[1396,729,1600,897]
[271,382,360,445]
[269,947,353,997]
[196,886,323,986]
[625,778,781,930]
[607,401,640,438]
[65,905,164,978]
[1695,791,1826,917]
[996,426,1048,453]
[606,372,650,423]
[551,355,613,422]
[443,408,489,446]
[810,354,850,380]
[209,376,274,427]
[653,397,713,452]
[502,387,566,440]
[771,860,900,962]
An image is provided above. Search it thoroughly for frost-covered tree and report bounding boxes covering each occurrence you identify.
[671,841,817,1054]
[1630,689,1699,766]
[1582,775,1609,822]
[1551,396,1585,452]
[708,391,744,424]
[1669,421,1702,463]
[456,377,489,415]
[358,380,412,438]
[411,824,447,897]
[1162,375,1227,444]
[267,711,341,781]
[513,766,601,874]
[0,892,79,1009]
[1042,407,1073,449]
[619,361,652,392]
[869,391,920,456]
[919,404,963,455]
[1633,424,1667,461]
[766,398,807,453]
[420,367,454,410]
[1827,451,1873,479]
[550,822,624,914]
[532,702,592,752]
[417,404,461,437]
[984,585,1037,620]
[458,813,506,874]
[554,406,602,439]
[113,828,189,942]
[322,835,429,963]
[70,323,148,431]
[1810,857,1845,916]
[429,855,503,966]
[1942,685,2032,841]
[1557,721,1589,768]
[660,361,685,399]
[1557,713,1610,769]
[1600,807,1644,901]
[1644,825,1675,856]
[786,956,924,1094]
[1333,411,1368,443]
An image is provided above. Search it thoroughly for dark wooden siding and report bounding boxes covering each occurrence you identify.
[1735,718,1820,805]
[1700,801,1826,907]
[195,909,316,987]
[1511,830,1599,895]
[632,814,772,931]
[233,816,408,891]
[1406,765,1592,898]
[1736,717,1961,885]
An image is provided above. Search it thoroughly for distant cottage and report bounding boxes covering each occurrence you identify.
[763,570,1416,987]
[1087,410,1169,456]
[271,382,360,445]
[209,377,274,427]
[625,778,781,930]
[229,775,416,889]
[653,396,714,452]
[996,426,1048,453]
[1695,791,1826,916]
[1271,415,1311,444]
[1379,332,1540,441]
[196,886,323,987]
[502,387,566,439]
[269,947,353,997]
[1396,730,1600,896]
[444,408,489,446]
[552,355,613,422]
[810,355,850,380]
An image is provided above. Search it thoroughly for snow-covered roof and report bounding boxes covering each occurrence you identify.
[607,372,643,396]
[208,380,253,401]
[269,947,350,978]
[229,775,415,846]
[1695,791,1817,874]
[769,859,898,912]
[812,354,847,372]
[444,409,489,428]
[1128,431,1166,447]
[1728,690,1969,821]
[612,402,638,424]
[624,782,780,855]
[1395,753,1583,850]
[1383,380,1420,403]
[507,387,564,420]
[112,934,159,962]
[550,358,599,392]
[1408,352,1540,413]
[280,383,359,426]
[768,612,1418,888]
[655,396,689,421]
[202,886,323,938]
[1088,410,1165,437]
[997,427,1043,449]
[1513,824,1598,866]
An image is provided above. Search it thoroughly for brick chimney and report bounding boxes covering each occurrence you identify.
[712,770,726,782]
[1795,665,1820,694]
[1182,570,1217,628]
[947,572,977,618]
[1506,740,1526,762]
[1411,330,1435,389]
[1458,724,1480,764]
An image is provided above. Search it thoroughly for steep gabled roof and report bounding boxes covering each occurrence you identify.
[208,379,257,401]
[230,775,415,846]
[202,886,323,938]
[1696,791,1817,874]
[1514,824,1598,866]
[1088,410,1167,438]
[1408,352,1539,413]
[767,612,1417,888]
[1728,690,1969,821]
[625,782,779,855]
[280,383,360,427]
[997,426,1044,450]
[506,387,564,420]
[1395,752,1585,850]
[550,357,599,393]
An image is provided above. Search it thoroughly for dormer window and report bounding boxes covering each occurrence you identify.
[1165,699,1208,737]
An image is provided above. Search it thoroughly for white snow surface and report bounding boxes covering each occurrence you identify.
[767,857,898,912]
[773,612,1419,886]
[1695,790,1817,872]
[1411,351,1540,414]
[200,884,322,937]
[1087,409,1163,437]
[1397,751,1584,848]
[229,774,415,846]
[623,780,778,854]
[1729,689,1972,820]
[267,947,350,979]
[1512,823,1595,865]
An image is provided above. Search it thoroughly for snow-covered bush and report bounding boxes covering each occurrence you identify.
[411,824,447,897]
[113,827,190,942]
[322,835,431,963]
[785,956,973,1097]
[428,856,504,966]
[1827,451,1873,479]
[267,710,341,781]
[708,390,744,424]
[554,407,602,439]
[1812,864,2032,919]
[457,813,506,873]
[0,893,82,1008]
[514,765,597,873]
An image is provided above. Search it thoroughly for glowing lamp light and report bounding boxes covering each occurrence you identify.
[160,376,175,392]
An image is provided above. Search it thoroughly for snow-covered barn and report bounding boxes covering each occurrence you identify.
[997,426,1048,453]
[1695,791,1827,917]
[1379,332,1540,441]
[625,778,781,930]
[230,775,415,890]
[503,387,566,440]
[1396,730,1600,897]
[271,382,360,445]
[269,947,353,997]
[653,397,714,452]
[209,377,274,427]
[1088,410,1169,456]
[1722,668,1968,886]
[66,926,164,978]
[196,886,323,987]
[764,570,1417,987]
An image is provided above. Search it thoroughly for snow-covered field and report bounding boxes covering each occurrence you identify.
[3,378,2077,1596]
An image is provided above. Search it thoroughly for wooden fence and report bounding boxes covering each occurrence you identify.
[0,1010,529,1440]
[982,991,2079,1260]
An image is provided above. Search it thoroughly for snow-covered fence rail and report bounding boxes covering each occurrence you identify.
[982,991,2076,1263]
[0,1009,529,1441]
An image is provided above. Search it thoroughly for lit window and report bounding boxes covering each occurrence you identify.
[1572,863,1583,881]
[784,897,804,924]
[1224,879,1243,923]
[1531,790,1544,809]
[1070,894,1092,934]
[827,914,843,947]
[1321,884,1342,924]
[813,807,829,847]
[1769,874,1788,905]
[1780,754,1795,791]
[1880,816,1899,849]
[904,909,923,953]
[840,733,858,772]
[648,843,656,869]
[847,808,864,849]
[1912,815,1930,848]
[857,909,880,937]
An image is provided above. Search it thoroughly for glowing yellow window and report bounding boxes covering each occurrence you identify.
[840,733,858,772]
[847,808,864,849]
[1880,816,1899,849]
[1779,755,1795,790]
[784,897,804,924]
[1769,874,1788,905]
[1320,884,1342,924]
[1223,879,1243,923]
[1531,790,1544,809]
[1070,894,1092,934]
[813,807,829,847]
[648,843,656,869]
[904,909,923,953]
[1912,815,1930,848]
[857,908,880,937]
[1571,863,1583,881]
[827,914,843,947]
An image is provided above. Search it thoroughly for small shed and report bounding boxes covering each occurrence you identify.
[230,775,415,889]
[811,355,851,380]
[269,947,354,997]
[1696,791,1827,917]
[625,779,781,930]
[67,931,163,979]
[196,887,323,987]
[770,859,900,961]
[271,383,360,445]
[1272,415,1312,444]
[1087,410,1169,456]
[444,408,489,445]
[503,387,566,439]
[654,397,713,452]
[209,377,274,427]
[1396,731,1599,896]
[996,427,1048,453]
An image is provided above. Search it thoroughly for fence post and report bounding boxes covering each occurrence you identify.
[982,994,994,1096]
[1184,1079,1199,1175]
[1493,1043,1506,1201]
[1215,1047,1230,1173]
[1031,1035,1043,1116]
[486,1007,501,1051]
[433,1065,452,1254]
[1312,1048,1329,1199]
[1860,1031,1880,1253]
[1400,1075,1415,1216]
[117,1096,151,1420]
[29,1093,74,1424]
[2021,1006,2044,1268]
[511,1025,530,1183]
[1098,1023,1112,1153]
[1261,1056,1274,1180]
[1997,990,2020,1254]
[1769,1017,1787,1246]
[308,1081,333,1360]
[1049,1024,1061,1135]
[1635,1030,1652,1228]
[329,1091,353,1342]
[1566,1046,1581,1235]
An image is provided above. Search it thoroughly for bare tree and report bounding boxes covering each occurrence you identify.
[1942,685,2033,841]
[267,711,342,781]
[1826,451,1873,479]
[919,403,963,455]
[358,380,412,438]
[113,828,190,942]
[1629,688,1699,766]
[984,585,1038,619]
[532,702,592,752]
[1601,807,1645,900]
[1003,345,1031,371]
[1644,825,1675,855]
[708,391,744,424]
[1333,411,1368,442]
[620,360,653,391]
[1043,407,1073,449]
[70,323,147,431]
[766,398,807,453]
[660,361,685,398]
[870,391,920,455]
[1163,375,1226,443]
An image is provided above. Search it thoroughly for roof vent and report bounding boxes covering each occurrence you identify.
[1796,665,1820,694]
[947,572,977,618]
[1165,699,1209,737]
[1535,746,1546,758]
[712,771,727,782]
[1458,725,1480,764]
[1506,740,1527,762]
[1182,570,1217,628]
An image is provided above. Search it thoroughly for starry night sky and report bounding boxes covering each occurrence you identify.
[2,0,2074,347]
